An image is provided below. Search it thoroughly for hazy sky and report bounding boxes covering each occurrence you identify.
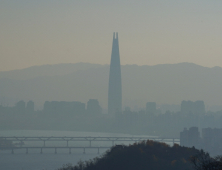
[1,0,222,71]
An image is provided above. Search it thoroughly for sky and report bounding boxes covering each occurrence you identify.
[1,0,222,71]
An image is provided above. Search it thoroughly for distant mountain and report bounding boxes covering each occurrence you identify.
[0,62,222,110]
[0,63,104,80]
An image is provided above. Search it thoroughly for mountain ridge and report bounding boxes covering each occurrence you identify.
[0,62,222,110]
[0,62,219,80]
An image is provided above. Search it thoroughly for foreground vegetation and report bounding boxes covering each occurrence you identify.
[58,140,205,170]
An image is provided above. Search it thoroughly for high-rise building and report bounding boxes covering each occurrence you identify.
[146,102,156,115]
[181,100,205,114]
[108,32,122,114]
[15,100,26,114]
[26,100,34,113]
[180,127,201,148]
[87,99,102,114]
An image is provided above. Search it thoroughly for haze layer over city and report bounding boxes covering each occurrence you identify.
[1,1,222,170]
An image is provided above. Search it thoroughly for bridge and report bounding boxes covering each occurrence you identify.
[0,136,180,154]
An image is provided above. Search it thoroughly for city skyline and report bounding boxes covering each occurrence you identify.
[1,1,222,169]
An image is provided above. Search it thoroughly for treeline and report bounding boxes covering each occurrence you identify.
[58,140,203,170]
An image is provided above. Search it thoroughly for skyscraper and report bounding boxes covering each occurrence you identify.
[108,32,122,114]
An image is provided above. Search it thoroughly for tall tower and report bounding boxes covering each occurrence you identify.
[108,32,122,114]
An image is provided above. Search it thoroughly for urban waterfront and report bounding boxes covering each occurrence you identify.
[0,130,159,170]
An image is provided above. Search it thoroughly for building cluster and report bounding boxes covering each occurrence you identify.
[123,100,206,116]
[181,100,205,115]
[0,99,102,115]
[180,127,222,155]
[0,100,34,114]
[1,98,221,137]
[43,99,101,115]
[43,101,85,115]
[113,100,222,136]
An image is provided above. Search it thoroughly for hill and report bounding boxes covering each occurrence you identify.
[58,140,202,170]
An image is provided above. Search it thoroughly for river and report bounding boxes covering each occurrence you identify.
[0,130,156,170]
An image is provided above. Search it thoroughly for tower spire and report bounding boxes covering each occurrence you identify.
[108,33,122,114]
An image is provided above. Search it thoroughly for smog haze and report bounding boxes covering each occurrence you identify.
[1,0,222,71]
[2,1,222,170]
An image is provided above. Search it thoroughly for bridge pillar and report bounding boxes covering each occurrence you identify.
[69,148,71,154]
[40,148,43,154]
[11,148,14,154]
[55,148,57,154]
[26,148,28,154]
[43,140,46,147]
[89,141,91,147]
[20,141,23,147]
[97,148,100,154]
[66,141,69,147]
[83,148,85,154]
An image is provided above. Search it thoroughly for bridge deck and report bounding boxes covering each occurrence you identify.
[0,136,179,142]
[0,136,180,154]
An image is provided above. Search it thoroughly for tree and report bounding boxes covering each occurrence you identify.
[190,150,222,170]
